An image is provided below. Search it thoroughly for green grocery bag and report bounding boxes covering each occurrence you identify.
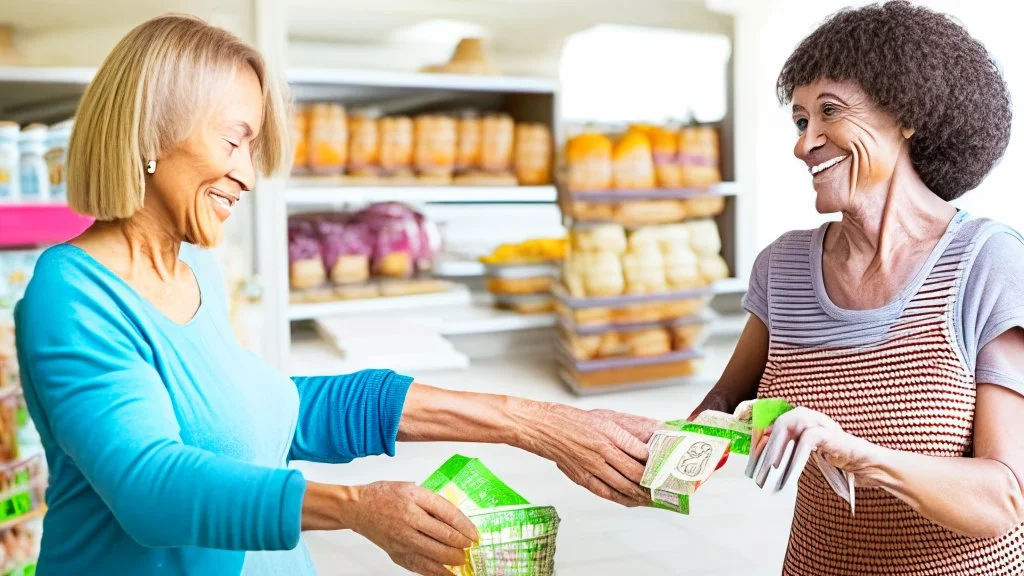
[422,455,530,513]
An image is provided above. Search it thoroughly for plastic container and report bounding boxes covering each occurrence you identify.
[290,105,309,174]
[563,188,728,226]
[414,115,457,182]
[514,122,553,185]
[553,283,713,328]
[378,116,414,174]
[479,113,514,173]
[0,122,19,203]
[45,119,73,203]
[461,505,560,576]
[485,262,559,296]
[19,125,49,202]
[455,110,481,172]
[347,108,381,176]
[494,293,554,314]
[0,387,20,462]
[557,347,704,392]
[307,103,347,175]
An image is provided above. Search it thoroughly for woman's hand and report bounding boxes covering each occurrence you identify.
[511,400,660,507]
[747,407,880,491]
[346,481,479,576]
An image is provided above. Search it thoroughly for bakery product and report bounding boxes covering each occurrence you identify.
[621,246,668,294]
[698,254,730,284]
[651,126,684,188]
[686,219,723,256]
[579,252,625,297]
[672,323,709,350]
[480,113,514,173]
[514,123,553,185]
[568,332,602,360]
[613,200,687,226]
[613,303,663,324]
[684,195,727,218]
[379,116,414,173]
[348,108,380,176]
[415,115,457,179]
[307,103,347,175]
[571,224,627,254]
[622,329,672,357]
[612,129,656,189]
[569,201,615,222]
[486,276,553,295]
[455,110,482,171]
[627,226,662,253]
[329,255,370,285]
[289,258,326,290]
[663,247,702,289]
[566,132,613,192]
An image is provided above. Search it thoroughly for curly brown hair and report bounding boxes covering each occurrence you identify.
[776,1,1012,201]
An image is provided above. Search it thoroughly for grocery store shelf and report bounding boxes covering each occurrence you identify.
[287,180,557,205]
[288,285,472,320]
[0,66,95,85]
[566,181,739,200]
[0,204,94,248]
[0,506,46,532]
[433,259,486,278]
[287,68,558,94]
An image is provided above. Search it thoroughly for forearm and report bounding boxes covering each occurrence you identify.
[866,447,1024,538]
[396,383,520,446]
[301,481,359,532]
[692,316,767,417]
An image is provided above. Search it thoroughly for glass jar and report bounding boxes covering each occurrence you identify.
[19,124,49,202]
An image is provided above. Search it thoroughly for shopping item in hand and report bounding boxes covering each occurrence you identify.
[746,399,855,514]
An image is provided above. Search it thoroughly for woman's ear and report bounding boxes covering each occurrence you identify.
[901,127,916,139]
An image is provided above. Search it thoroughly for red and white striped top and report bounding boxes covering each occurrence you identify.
[747,214,1024,575]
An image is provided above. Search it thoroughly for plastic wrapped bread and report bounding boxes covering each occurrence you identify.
[663,246,702,288]
[566,132,613,192]
[650,125,684,188]
[307,103,347,175]
[347,108,380,175]
[685,219,723,256]
[621,245,668,294]
[577,252,625,297]
[514,122,553,185]
[455,111,482,171]
[678,125,722,187]
[698,254,730,284]
[415,115,458,179]
[571,224,627,254]
[378,116,414,173]
[480,113,515,173]
[290,105,309,173]
[612,129,656,189]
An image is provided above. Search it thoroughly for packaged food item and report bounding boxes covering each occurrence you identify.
[678,125,722,187]
[612,129,656,190]
[650,125,683,188]
[464,505,559,576]
[353,202,440,277]
[0,388,19,461]
[479,238,566,266]
[683,194,726,218]
[315,218,372,285]
[18,124,48,202]
[514,123,553,185]
[564,327,672,360]
[378,278,451,297]
[290,105,309,174]
[307,103,347,175]
[494,293,554,314]
[422,455,529,513]
[613,199,687,226]
[455,110,482,172]
[686,219,723,256]
[485,262,558,296]
[575,252,625,297]
[479,113,514,173]
[558,349,703,391]
[565,132,613,192]
[44,119,72,203]
[621,245,668,294]
[570,224,627,254]
[414,115,457,182]
[0,525,39,575]
[378,116,414,174]
[671,319,709,350]
[347,108,381,177]
[0,121,18,203]
[288,221,326,290]
[641,430,731,511]
[698,254,730,284]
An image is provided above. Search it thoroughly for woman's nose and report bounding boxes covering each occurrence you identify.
[233,150,256,192]
[794,122,825,160]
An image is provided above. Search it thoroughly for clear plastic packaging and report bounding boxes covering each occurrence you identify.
[678,125,722,187]
[347,108,381,177]
[494,293,554,314]
[307,103,347,175]
[44,119,72,203]
[479,113,514,173]
[378,116,414,174]
[290,105,309,174]
[514,123,552,185]
[455,111,482,172]
[557,347,704,393]
[565,132,613,192]
[414,115,457,182]
[18,125,48,202]
[0,122,18,203]
[612,128,656,190]
[485,263,559,296]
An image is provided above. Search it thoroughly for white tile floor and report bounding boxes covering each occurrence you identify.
[295,336,797,575]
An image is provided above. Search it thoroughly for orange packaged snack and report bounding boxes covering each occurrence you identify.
[565,132,613,192]
[379,116,414,174]
[514,123,553,185]
[455,110,482,172]
[480,113,515,173]
[650,126,683,188]
[348,108,381,176]
[415,115,458,181]
[307,103,347,175]
[678,125,722,187]
[612,128,656,189]
[290,105,309,174]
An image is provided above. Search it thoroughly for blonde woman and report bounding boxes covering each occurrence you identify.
[14,15,658,576]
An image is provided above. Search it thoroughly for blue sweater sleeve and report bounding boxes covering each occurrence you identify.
[289,370,413,463]
[15,268,306,551]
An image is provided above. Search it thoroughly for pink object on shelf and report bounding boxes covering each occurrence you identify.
[0,204,94,248]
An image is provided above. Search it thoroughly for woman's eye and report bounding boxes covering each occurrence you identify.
[822,104,837,116]
[224,139,239,150]
[795,118,808,132]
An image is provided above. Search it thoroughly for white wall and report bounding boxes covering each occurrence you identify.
[729,0,1024,262]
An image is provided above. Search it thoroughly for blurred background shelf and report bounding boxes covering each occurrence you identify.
[287,67,557,94]
[287,181,557,205]
[287,284,472,321]
[0,204,93,248]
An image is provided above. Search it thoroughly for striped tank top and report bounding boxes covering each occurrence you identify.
[750,212,1024,575]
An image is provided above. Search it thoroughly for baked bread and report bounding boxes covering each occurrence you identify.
[612,129,656,189]
[415,115,457,178]
[455,111,482,171]
[572,224,627,254]
[579,252,625,297]
[686,219,723,256]
[622,246,668,294]
[662,247,702,289]
[566,132,613,192]
[684,195,726,218]
[486,276,552,295]
[514,122,553,185]
[569,201,615,222]
[673,324,708,350]
[613,200,687,226]
[651,126,684,188]
[699,254,730,284]
[480,114,515,173]
[348,109,380,174]
[329,255,370,286]
[379,116,414,172]
[622,329,672,357]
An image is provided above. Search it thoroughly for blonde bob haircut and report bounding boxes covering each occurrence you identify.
[68,14,289,220]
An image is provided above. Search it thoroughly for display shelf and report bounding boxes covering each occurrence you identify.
[563,181,739,201]
[0,204,94,248]
[0,506,45,533]
[287,67,558,94]
[432,258,486,278]
[558,368,717,396]
[287,180,558,205]
[288,284,472,321]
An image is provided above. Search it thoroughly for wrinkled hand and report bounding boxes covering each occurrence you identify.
[746,407,878,492]
[516,402,660,507]
[348,481,479,576]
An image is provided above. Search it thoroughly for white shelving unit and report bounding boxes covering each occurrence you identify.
[288,182,558,205]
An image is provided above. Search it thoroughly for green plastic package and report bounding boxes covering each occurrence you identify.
[422,455,530,513]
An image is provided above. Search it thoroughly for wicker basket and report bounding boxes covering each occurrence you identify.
[454,505,560,576]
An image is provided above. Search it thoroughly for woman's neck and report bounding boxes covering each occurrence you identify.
[829,158,956,268]
[89,207,183,283]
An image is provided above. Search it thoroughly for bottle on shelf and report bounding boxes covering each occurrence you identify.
[0,122,19,203]
[44,119,73,204]
[18,125,49,203]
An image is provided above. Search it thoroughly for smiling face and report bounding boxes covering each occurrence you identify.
[791,79,911,214]
[145,64,263,247]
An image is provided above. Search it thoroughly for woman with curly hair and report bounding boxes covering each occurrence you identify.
[690,2,1023,574]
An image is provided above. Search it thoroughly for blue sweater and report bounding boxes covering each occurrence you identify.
[14,243,413,575]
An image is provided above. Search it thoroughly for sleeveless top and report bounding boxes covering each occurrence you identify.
[745,213,1024,575]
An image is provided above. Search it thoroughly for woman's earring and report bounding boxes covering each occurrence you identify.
[145,160,157,174]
